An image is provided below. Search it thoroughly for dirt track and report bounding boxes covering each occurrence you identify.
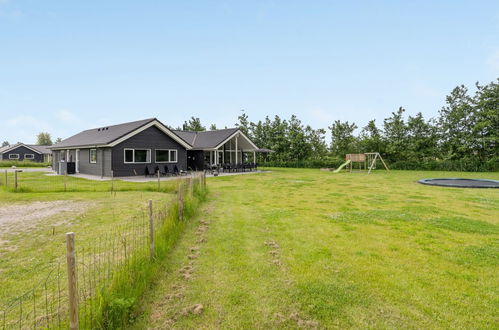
[0,200,90,241]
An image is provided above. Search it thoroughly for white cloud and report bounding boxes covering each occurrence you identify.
[0,115,52,144]
[56,109,81,123]
[5,115,50,130]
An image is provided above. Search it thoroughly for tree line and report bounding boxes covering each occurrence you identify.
[228,80,497,171]
[4,79,496,171]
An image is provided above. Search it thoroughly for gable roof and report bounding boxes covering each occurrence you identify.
[0,145,10,154]
[0,143,51,154]
[27,145,52,154]
[172,128,258,150]
[172,128,241,149]
[51,118,191,150]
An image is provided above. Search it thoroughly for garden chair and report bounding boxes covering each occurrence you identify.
[145,165,156,177]
[173,165,180,176]
[159,166,167,176]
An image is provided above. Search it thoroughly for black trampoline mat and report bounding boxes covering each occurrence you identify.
[418,178,499,188]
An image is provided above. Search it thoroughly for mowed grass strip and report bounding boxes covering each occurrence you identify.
[134,168,499,329]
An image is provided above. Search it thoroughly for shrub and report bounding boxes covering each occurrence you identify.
[260,158,499,172]
[0,160,52,168]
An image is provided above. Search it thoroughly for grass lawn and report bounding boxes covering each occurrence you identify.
[133,168,499,329]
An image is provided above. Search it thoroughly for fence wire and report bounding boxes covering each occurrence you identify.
[0,172,206,329]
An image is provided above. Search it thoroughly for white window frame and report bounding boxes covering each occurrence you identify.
[24,154,35,160]
[89,149,97,164]
[169,149,177,162]
[9,154,19,160]
[123,148,151,164]
[155,149,178,163]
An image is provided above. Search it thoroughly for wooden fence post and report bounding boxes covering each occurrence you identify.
[66,232,78,330]
[157,171,160,192]
[178,183,184,221]
[149,200,154,259]
[14,170,18,191]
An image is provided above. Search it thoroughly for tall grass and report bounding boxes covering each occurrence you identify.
[91,178,207,328]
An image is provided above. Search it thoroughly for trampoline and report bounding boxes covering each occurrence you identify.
[418,178,499,188]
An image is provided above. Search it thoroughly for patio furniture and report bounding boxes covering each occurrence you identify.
[159,166,167,176]
[145,165,157,177]
[173,165,180,176]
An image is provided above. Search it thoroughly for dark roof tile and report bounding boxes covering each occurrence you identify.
[51,118,156,148]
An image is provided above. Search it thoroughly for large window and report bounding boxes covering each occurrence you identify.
[25,154,34,159]
[90,149,97,163]
[155,149,177,163]
[9,154,19,160]
[124,148,151,164]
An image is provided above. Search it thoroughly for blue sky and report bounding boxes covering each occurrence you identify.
[0,1,498,144]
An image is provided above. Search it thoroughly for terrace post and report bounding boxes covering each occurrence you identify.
[235,135,238,164]
[65,232,78,330]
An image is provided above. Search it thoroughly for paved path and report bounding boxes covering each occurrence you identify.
[65,170,269,182]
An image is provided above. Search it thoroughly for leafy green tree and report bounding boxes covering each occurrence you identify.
[36,132,53,145]
[383,107,408,161]
[1,141,9,147]
[182,117,206,131]
[235,110,251,137]
[358,119,384,153]
[329,120,358,157]
[472,79,499,160]
[305,126,328,160]
[287,115,312,161]
[406,113,438,160]
[437,86,474,160]
[269,116,289,161]
[209,124,217,130]
[55,137,62,144]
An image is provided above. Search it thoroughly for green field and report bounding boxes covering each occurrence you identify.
[1,168,498,329]
[132,168,499,329]
[0,172,178,304]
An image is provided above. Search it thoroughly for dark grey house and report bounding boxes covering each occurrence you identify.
[173,128,259,171]
[0,143,52,163]
[50,118,259,177]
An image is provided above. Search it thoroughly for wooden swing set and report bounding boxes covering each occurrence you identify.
[345,152,389,174]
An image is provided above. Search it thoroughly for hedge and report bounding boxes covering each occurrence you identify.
[0,160,52,168]
[260,158,499,172]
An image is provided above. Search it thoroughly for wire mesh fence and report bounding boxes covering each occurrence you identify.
[0,172,206,329]
[0,168,194,193]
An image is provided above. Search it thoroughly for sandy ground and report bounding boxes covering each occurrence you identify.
[0,200,90,242]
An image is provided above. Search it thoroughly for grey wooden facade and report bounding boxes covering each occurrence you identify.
[52,126,187,177]
[1,145,50,163]
[49,117,259,177]
[112,126,187,176]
